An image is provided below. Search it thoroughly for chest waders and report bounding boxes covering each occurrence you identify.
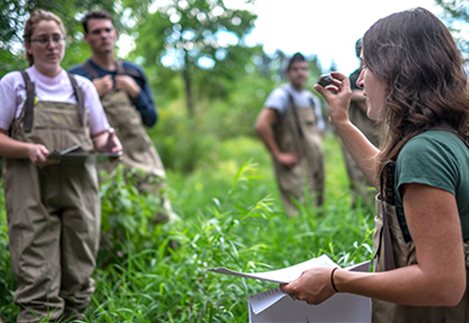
[82,61,176,223]
[342,101,380,206]
[372,161,469,323]
[273,90,324,216]
[4,71,100,322]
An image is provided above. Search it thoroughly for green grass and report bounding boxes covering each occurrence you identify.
[0,134,374,322]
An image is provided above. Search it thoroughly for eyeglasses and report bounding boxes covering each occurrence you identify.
[30,35,65,45]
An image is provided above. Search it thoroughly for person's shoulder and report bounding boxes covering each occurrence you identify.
[68,63,83,72]
[69,73,95,92]
[121,60,146,76]
[400,130,466,161]
[0,70,23,85]
[303,88,317,98]
[68,61,92,79]
[271,85,289,97]
[407,130,464,147]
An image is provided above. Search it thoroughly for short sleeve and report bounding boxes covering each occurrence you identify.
[264,88,288,117]
[396,134,459,197]
[74,75,110,135]
[0,71,23,131]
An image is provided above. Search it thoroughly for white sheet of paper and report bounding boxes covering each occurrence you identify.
[249,287,287,315]
[247,261,371,323]
[248,291,371,323]
[208,254,338,284]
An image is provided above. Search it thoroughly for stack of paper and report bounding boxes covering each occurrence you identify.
[209,255,371,323]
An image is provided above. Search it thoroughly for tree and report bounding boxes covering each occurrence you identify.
[133,0,257,116]
[435,0,469,64]
[0,0,144,76]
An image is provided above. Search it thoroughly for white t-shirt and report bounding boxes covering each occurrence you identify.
[264,83,325,131]
[0,65,109,135]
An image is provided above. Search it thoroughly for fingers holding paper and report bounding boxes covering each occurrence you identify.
[280,267,337,305]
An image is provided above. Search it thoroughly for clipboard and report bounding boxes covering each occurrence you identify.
[47,144,122,162]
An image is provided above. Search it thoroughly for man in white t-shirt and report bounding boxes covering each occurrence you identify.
[255,52,325,216]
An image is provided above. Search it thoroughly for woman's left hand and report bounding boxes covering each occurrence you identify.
[93,128,123,155]
[280,267,336,305]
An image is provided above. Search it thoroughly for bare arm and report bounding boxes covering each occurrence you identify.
[92,128,123,154]
[314,72,379,185]
[282,184,466,307]
[0,130,49,165]
[255,108,299,167]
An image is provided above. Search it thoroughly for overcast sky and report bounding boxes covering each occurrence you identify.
[125,0,445,74]
[241,0,444,75]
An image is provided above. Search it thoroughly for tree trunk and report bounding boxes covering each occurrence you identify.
[183,51,194,117]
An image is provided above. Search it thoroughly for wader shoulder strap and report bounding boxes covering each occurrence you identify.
[286,91,304,139]
[82,61,99,79]
[116,60,141,79]
[67,73,85,127]
[20,71,36,133]
[116,60,126,75]
[379,160,397,270]
[308,97,319,126]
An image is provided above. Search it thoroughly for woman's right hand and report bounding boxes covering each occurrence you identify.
[314,72,353,127]
[27,143,50,165]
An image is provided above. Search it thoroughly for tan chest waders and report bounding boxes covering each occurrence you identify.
[372,161,469,323]
[4,71,100,322]
[82,61,176,223]
[342,101,380,205]
[272,89,324,216]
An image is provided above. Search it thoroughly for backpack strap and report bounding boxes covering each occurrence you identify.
[67,74,85,127]
[20,71,36,133]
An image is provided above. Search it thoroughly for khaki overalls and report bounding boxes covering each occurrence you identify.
[4,71,100,322]
[273,88,324,216]
[82,61,176,222]
[373,161,469,323]
[342,100,380,205]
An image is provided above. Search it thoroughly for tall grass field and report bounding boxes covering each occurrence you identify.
[0,134,375,322]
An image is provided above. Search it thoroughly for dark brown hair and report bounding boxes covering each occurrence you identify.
[362,7,469,179]
[286,52,307,71]
[23,9,66,66]
[81,10,114,34]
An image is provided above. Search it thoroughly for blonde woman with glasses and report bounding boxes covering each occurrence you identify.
[0,9,122,322]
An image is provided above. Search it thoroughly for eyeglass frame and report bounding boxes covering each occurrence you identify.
[29,34,66,45]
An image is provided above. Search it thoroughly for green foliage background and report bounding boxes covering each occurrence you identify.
[0,0,465,321]
[0,134,375,322]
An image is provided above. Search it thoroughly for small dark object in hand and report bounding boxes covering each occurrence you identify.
[317,74,334,87]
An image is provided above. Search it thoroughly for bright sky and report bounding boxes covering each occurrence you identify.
[124,0,445,73]
[242,0,444,75]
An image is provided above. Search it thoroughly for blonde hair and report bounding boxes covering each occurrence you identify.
[23,9,66,66]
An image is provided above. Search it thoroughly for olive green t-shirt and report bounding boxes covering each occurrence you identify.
[395,130,469,241]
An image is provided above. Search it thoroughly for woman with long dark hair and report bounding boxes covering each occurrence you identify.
[281,7,468,322]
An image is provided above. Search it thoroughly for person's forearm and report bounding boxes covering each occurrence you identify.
[256,123,281,158]
[132,92,157,127]
[334,119,379,185]
[0,132,33,159]
[335,264,465,307]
